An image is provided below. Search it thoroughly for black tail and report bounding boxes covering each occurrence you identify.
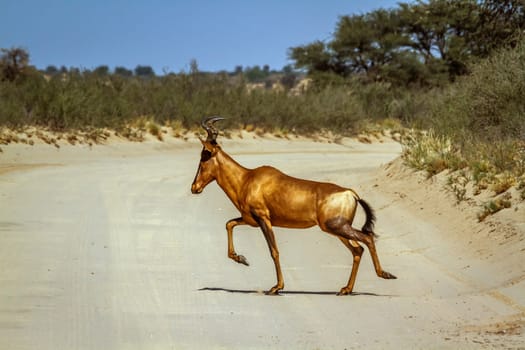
[358,199,377,237]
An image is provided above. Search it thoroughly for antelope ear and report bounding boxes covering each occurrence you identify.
[198,137,205,145]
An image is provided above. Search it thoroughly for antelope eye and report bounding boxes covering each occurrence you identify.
[201,149,212,162]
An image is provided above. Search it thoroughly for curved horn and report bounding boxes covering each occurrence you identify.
[201,116,225,141]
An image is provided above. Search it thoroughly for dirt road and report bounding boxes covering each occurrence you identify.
[0,136,523,349]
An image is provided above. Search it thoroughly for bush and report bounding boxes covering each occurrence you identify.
[405,39,525,185]
[0,66,408,135]
[425,39,525,143]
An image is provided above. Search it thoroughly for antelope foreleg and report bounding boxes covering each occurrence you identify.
[253,214,284,295]
[226,217,249,266]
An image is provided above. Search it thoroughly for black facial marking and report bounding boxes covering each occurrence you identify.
[200,149,212,162]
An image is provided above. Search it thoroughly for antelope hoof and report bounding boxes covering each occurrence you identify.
[337,287,352,296]
[265,286,283,295]
[236,255,249,266]
[229,253,250,266]
[381,271,397,279]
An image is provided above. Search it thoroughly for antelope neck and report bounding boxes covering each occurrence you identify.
[215,150,248,208]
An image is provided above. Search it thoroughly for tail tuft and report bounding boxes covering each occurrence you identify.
[358,199,377,237]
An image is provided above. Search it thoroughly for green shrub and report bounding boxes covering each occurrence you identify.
[404,39,525,186]
[425,39,525,144]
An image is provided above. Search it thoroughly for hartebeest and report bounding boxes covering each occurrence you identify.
[191,116,396,295]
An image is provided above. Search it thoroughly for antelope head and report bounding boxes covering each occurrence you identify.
[191,116,225,194]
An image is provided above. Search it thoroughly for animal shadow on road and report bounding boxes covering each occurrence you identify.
[198,287,394,297]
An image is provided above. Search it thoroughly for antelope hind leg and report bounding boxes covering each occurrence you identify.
[337,225,397,280]
[362,234,397,280]
[336,239,364,296]
[325,218,396,285]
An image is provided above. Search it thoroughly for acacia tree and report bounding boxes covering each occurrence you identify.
[290,9,421,84]
[288,40,335,75]
[473,0,525,56]
[332,9,418,82]
[398,0,480,77]
[243,65,270,82]
[289,0,525,86]
[45,65,59,75]
[93,65,110,76]
[134,65,155,77]
[115,66,133,77]
[0,47,30,81]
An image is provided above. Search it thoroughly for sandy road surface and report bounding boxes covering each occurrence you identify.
[0,137,523,349]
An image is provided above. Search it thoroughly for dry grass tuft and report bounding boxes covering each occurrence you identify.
[402,130,462,177]
[478,193,512,222]
[491,173,516,195]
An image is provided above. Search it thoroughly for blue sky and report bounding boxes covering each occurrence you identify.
[2,0,399,73]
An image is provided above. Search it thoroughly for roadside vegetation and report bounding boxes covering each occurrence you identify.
[1,0,524,215]
[401,38,525,218]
